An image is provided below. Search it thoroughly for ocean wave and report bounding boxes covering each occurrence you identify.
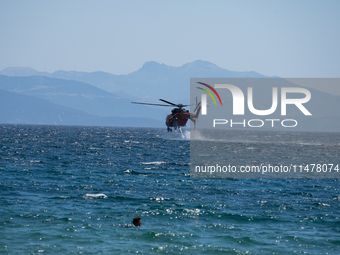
[84,193,108,199]
[314,202,330,207]
[141,161,167,165]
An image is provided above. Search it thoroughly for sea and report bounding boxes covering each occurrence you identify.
[0,124,339,254]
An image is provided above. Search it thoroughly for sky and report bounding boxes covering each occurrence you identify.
[1,0,340,80]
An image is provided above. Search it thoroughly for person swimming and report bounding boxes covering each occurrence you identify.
[133,216,141,227]
[121,216,141,228]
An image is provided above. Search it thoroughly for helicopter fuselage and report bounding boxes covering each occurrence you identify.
[165,108,190,129]
[131,99,200,132]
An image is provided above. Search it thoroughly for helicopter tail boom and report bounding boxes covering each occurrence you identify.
[189,102,201,129]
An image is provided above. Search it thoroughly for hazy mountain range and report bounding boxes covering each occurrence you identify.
[0,60,265,101]
[0,60,339,131]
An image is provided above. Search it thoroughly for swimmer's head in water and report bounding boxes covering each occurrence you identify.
[133,216,141,227]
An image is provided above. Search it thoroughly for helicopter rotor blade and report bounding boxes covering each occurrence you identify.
[194,97,199,111]
[132,100,193,108]
[194,101,201,112]
[131,102,173,107]
[159,99,177,106]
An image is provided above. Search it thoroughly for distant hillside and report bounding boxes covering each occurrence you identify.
[0,75,167,119]
[0,89,163,127]
[0,88,96,125]
[0,60,265,102]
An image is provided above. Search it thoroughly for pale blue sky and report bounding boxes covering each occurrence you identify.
[1,0,340,78]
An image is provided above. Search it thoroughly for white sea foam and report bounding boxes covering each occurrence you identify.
[141,161,166,165]
[184,208,201,215]
[150,197,167,201]
[189,130,206,140]
[319,203,330,207]
[84,193,107,198]
[181,130,190,139]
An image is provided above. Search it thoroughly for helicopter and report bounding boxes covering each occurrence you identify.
[132,99,201,132]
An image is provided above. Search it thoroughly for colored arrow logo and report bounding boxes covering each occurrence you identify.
[196,82,223,106]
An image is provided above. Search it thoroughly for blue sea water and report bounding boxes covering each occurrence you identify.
[0,124,340,254]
